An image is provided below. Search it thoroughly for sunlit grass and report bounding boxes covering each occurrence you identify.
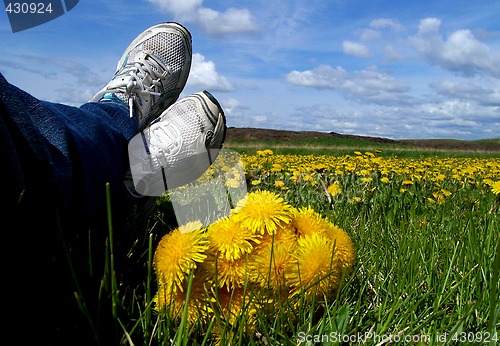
[82,147,499,345]
[225,136,500,158]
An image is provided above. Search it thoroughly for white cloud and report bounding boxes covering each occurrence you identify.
[282,96,499,140]
[187,53,234,91]
[285,65,346,89]
[220,97,249,119]
[342,41,372,58]
[411,17,500,78]
[359,29,381,42]
[430,80,500,106]
[417,17,441,34]
[197,7,259,35]
[146,0,259,35]
[384,45,405,60]
[350,67,409,92]
[146,0,202,17]
[285,65,410,105]
[370,18,404,32]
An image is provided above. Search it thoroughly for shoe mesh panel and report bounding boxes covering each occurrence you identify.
[148,99,204,169]
[142,31,187,91]
[168,99,203,163]
[102,25,191,129]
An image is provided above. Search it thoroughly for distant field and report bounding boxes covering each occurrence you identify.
[224,127,500,158]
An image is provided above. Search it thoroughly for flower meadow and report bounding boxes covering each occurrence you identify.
[145,149,500,345]
[242,149,500,208]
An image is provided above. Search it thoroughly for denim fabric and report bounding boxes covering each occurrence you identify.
[0,72,140,345]
[0,72,138,228]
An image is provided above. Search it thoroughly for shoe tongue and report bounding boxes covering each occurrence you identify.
[127,45,142,62]
[138,50,169,73]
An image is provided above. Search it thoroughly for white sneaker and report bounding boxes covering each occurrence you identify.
[90,22,192,130]
[127,90,227,196]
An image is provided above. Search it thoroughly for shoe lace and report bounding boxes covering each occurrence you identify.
[102,52,173,119]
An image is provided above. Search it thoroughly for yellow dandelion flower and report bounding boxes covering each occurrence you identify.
[203,253,250,289]
[271,163,283,172]
[213,285,244,317]
[434,173,446,182]
[491,181,500,195]
[221,164,231,172]
[303,174,313,182]
[313,163,327,172]
[153,267,211,323]
[324,224,356,271]
[207,216,261,261]
[251,179,261,186]
[249,241,294,292]
[179,220,203,234]
[291,206,331,238]
[432,192,445,204]
[256,149,274,157]
[287,233,342,298]
[256,222,297,251]
[441,189,452,197]
[381,176,390,184]
[225,178,241,188]
[233,190,293,235]
[483,178,494,186]
[402,179,414,186]
[154,227,209,292]
[274,180,288,190]
[327,181,342,196]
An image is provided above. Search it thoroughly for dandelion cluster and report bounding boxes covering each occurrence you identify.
[242,149,500,205]
[153,190,355,333]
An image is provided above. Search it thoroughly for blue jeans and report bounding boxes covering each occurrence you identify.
[0,72,138,226]
[0,72,140,344]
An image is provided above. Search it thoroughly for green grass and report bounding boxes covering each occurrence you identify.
[76,141,499,345]
[224,136,500,158]
[307,181,499,345]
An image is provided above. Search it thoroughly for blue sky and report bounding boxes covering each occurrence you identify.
[1,0,499,140]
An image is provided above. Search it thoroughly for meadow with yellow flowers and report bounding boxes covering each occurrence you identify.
[98,142,499,345]
[130,145,498,345]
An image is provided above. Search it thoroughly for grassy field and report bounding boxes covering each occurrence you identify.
[85,137,499,345]
[224,132,500,158]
